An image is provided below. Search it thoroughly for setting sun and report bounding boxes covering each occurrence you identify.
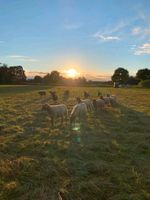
[66,68,80,78]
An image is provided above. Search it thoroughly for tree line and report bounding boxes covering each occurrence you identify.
[0,63,26,84]
[111,67,150,86]
[30,71,87,85]
[0,62,150,86]
[0,63,87,85]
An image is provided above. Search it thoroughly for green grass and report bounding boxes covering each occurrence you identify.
[0,85,150,200]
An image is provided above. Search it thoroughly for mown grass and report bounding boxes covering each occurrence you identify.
[0,85,150,200]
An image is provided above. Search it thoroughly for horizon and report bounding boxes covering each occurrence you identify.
[0,0,150,81]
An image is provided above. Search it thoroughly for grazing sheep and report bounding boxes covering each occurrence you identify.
[100,96,110,106]
[63,90,70,102]
[93,99,105,112]
[38,91,46,97]
[50,91,58,102]
[76,97,94,112]
[83,91,90,98]
[42,103,68,126]
[106,94,117,106]
[70,102,88,124]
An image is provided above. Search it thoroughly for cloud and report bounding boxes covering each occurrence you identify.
[94,33,120,41]
[64,23,81,30]
[132,27,142,35]
[25,71,47,78]
[132,26,150,38]
[134,43,150,55]
[84,73,111,81]
[7,55,38,62]
[108,20,129,35]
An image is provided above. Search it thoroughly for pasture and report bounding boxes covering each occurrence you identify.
[0,85,150,200]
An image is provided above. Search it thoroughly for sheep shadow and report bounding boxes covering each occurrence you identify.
[1,101,150,200]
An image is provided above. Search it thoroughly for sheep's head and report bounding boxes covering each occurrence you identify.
[76,97,81,103]
[42,103,51,111]
[92,99,97,110]
[107,94,110,97]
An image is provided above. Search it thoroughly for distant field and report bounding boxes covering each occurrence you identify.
[0,85,150,200]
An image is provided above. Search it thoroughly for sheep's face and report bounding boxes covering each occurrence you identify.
[42,104,50,111]
[76,97,81,103]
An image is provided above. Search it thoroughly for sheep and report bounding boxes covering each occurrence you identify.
[83,91,90,99]
[76,97,94,112]
[42,103,68,126]
[50,91,58,102]
[38,91,46,97]
[63,90,70,102]
[70,101,88,124]
[100,96,110,106]
[106,94,117,106]
[93,99,105,112]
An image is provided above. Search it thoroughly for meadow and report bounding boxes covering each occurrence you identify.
[0,85,150,200]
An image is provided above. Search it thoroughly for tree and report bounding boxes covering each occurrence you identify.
[112,67,129,84]
[33,75,43,83]
[9,66,26,83]
[136,68,150,81]
[0,64,9,83]
[50,70,60,83]
[43,73,51,84]
[126,76,140,85]
[0,65,26,84]
[43,71,61,84]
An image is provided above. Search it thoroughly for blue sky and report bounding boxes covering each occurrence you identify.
[0,0,150,80]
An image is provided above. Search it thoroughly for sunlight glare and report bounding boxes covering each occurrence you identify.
[66,68,80,78]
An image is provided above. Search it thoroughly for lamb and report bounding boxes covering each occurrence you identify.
[70,101,88,124]
[38,91,46,97]
[50,91,58,102]
[42,103,68,126]
[93,99,105,112]
[76,97,94,111]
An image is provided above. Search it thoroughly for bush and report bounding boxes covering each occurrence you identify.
[139,79,150,88]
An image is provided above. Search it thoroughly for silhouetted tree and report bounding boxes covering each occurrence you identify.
[9,66,26,83]
[33,75,43,83]
[112,67,129,84]
[127,76,140,85]
[43,73,51,84]
[43,71,61,84]
[50,71,60,83]
[0,64,26,84]
[136,68,150,81]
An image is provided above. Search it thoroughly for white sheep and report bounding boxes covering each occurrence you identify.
[106,94,117,106]
[70,102,88,124]
[42,103,68,126]
[76,97,94,112]
[81,99,94,111]
[101,96,110,106]
[93,99,105,112]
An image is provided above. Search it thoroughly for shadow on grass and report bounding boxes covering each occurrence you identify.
[0,103,150,200]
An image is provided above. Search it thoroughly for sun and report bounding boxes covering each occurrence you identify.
[66,68,79,78]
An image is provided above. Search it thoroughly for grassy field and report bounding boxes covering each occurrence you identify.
[0,85,150,200]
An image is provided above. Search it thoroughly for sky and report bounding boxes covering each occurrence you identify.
[0,0,150,80]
